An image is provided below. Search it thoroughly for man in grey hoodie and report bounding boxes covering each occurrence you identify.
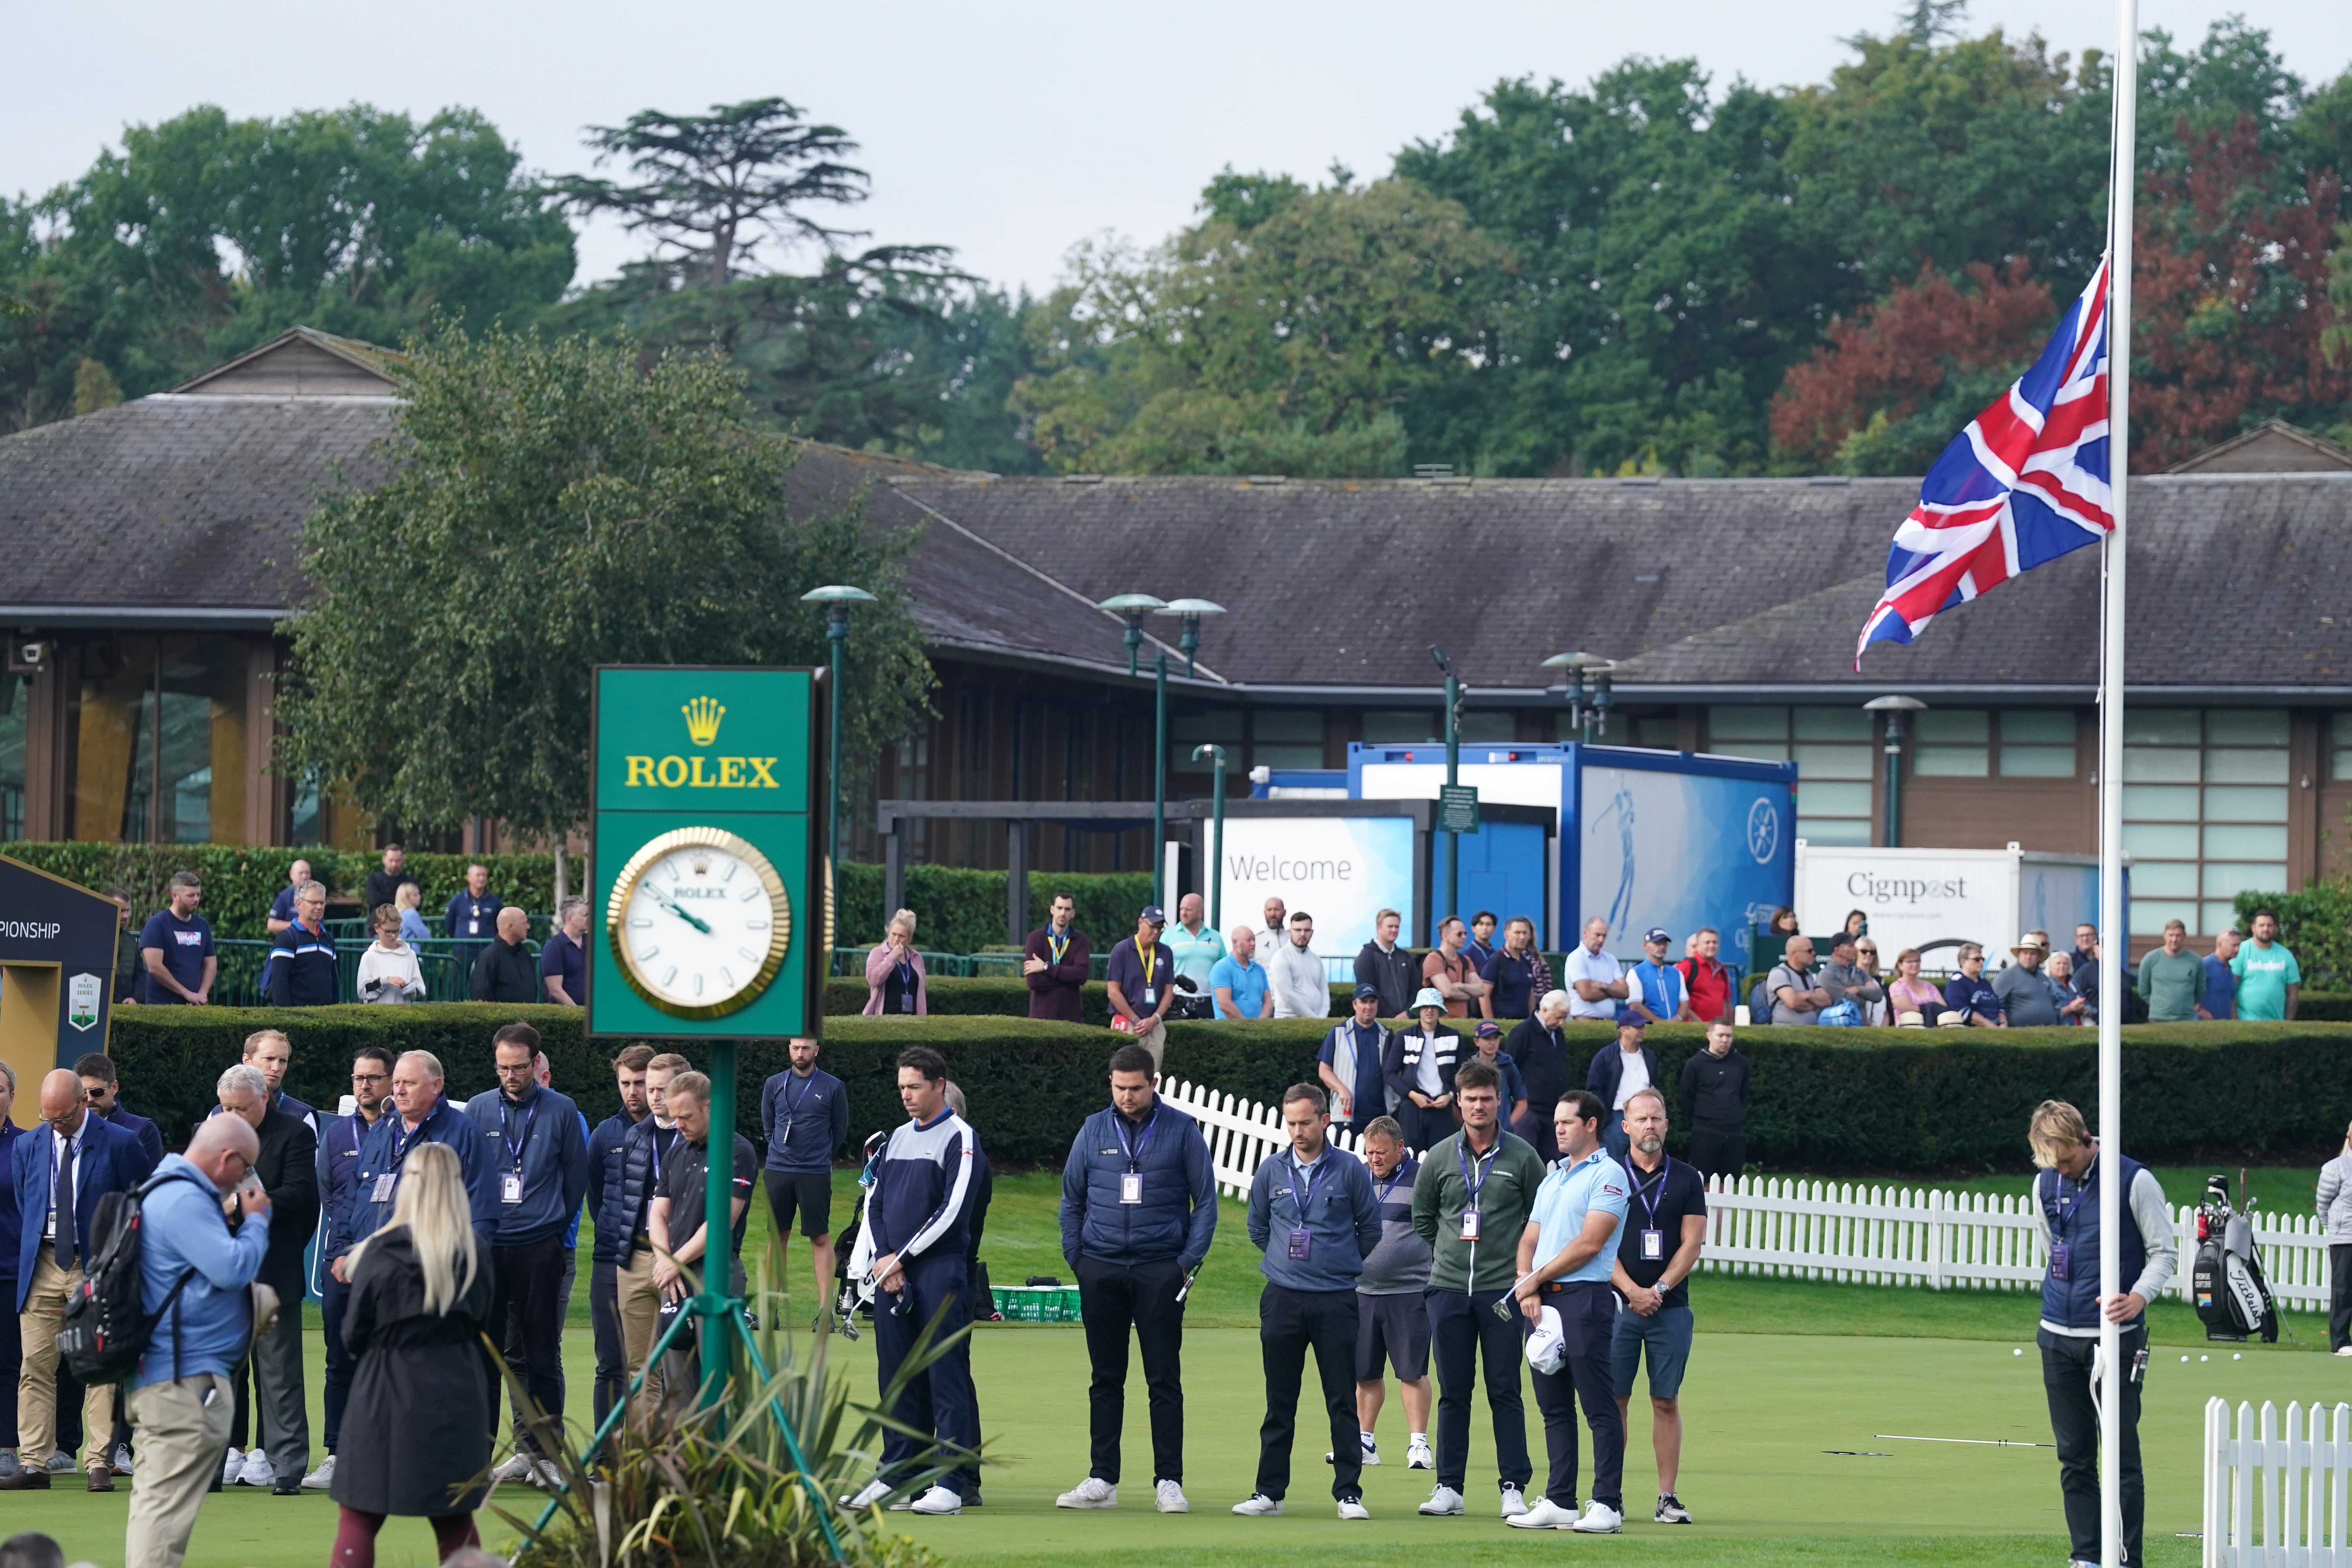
[2318,1129,2352,1354]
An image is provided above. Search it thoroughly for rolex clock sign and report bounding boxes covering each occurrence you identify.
[588,667,828,1040]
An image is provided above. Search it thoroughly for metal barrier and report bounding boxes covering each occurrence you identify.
[212,936,541,1007]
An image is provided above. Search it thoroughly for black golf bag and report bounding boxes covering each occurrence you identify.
[826,1128,895,1341]
[2192,1174,2278,1343]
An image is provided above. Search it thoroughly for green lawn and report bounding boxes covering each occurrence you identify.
[9,1170,2335,1568]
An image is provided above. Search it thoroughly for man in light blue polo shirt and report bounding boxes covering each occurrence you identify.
[1210,927,1274,1020]
[1509,1090,1630,1535]
[1167,895,1227,1017]
[2230,909,2301,1021]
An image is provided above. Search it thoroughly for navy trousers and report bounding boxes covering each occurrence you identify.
[875,1252,980,1490]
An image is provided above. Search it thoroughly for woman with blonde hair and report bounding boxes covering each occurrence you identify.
[393,881,431,946]
[1886,948,1945,1025]
[329,1142,498,1567]
[2319,1121,2352,1353]
[864,907,929,1016]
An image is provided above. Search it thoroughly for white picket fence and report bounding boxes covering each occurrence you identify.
[1154,1078,2337,1310]
[2205,1398,2352,1566]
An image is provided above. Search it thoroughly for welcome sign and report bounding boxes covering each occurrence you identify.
[1217,816,1414,956]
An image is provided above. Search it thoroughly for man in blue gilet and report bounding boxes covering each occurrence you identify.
[2028,1099,2176,1568]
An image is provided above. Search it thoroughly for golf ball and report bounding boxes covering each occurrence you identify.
[2234,1353,2243,1361]
[2182,1355,2190,1362]
[2013,1348,2022,1356]
[2202,1355,2210,1362]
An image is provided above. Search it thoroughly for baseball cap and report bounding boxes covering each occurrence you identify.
[1138,905,1166,924]
[1353,983,1381,1002]
[1643,927,1671,945]
[1475,1021,1502,1038]
[1617,1013,1648,1031]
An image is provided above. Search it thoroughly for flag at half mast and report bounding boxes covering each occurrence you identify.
[1854,258,2112,668]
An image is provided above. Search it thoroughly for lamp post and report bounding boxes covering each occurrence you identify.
[1542,651,1615,742]
[1431,644,1465,928]
[1098,594,1222,911]
[800,585,877,901]
[1193,742,1228,933]
[1863,695,1927,847]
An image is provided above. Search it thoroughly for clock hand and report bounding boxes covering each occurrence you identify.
[646,886,713,935]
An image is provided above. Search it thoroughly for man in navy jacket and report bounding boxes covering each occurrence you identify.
[261,881,340,1006]
[463,1023,588,1474]
[340,1049,501,1264]
[760,1036,852,1324]
[75,1054,163,1167]
[4,1069,156,1490]
[307,1045,391,1489]
[584,1045,654,1431]
[1054,1044,1216,1514]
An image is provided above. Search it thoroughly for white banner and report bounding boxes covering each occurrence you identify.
[1217,816,1414,956]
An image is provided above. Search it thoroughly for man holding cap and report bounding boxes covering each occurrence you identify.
[1586,1018,1659,1163]
[1509,1089,1631,1534]
[1625,930,1694,1025]
[1995,934,2062,1027]
[1106,908,1178,1071]
[1317,987,1394,1138]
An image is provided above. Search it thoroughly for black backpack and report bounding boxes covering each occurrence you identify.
[56,1171,209,1385]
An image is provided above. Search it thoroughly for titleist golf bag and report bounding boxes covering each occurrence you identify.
[2192,1174,2278,1343]
[826,1128,895,1339]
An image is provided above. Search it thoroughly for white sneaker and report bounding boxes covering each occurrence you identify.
[533,1459,564,1491]
[221,1447,245,1486]
[2337,1346,2352,1357]
[236,1447,275,1487]
[843,1478,891,1509]
[1509,1497,1580,1529]
[1499,1484,1528,1518]
[112,1444,134,1476]
[1418,1485,1465,1515]
[301,1455,336,1491]
[1407,1436,1433,1470]
[1569,1500,1624,1534]
[1338,1495,1370,1520]
[909,1485,963,1515]
[1155,1479,1189,1514]
[1056,1477,1117,1509]
[1325,1432,1379,1466]
[1655,1492,1693,1524]
[1230,1493,1284,1516]
[490,1452,536,1485]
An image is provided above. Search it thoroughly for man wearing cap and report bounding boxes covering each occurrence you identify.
[1382,991,1461,1155]
[1317,987,1394,1138]
[1586,1018,1659,1163]
[1469,1023,1527,1126]
[1995,934,2063,1027]
[1624,930,1694,1025]
[1563,918,1627,1024]
[1819,933,1886,1023]
[1106,909,1179,1071]
[1267,911,1331,1022]
[1209,927,1274,1021]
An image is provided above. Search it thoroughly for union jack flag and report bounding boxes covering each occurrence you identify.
[1854,258,2112,667]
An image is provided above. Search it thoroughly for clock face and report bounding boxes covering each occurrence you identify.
[606,828,792,1018]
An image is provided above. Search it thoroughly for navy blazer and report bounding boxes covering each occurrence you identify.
[12,1112,158,1308]
[0,1122,22,1282]
[101,1103,165,1167]
[1585,1042,1662,1121]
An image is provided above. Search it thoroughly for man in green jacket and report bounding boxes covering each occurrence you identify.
[1408,1058,1548,1520]
[2136,919,2205,1023]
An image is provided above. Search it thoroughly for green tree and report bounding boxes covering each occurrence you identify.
[275,327,933,844]
[1015,174,1512,475]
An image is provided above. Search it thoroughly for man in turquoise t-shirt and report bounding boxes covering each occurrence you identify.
[2229,909,2301,1021]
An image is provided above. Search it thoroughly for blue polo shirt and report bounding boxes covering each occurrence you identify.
[2200,954,2236,1020]
[539,929,586,1004]
[1209,955,1270,1019]
[1527,1149,1630,1284]
[138,910,215,1002]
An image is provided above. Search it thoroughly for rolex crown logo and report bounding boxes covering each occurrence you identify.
[681,696,726,746]
[690,854,712,876]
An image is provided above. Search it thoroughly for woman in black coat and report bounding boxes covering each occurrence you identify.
[328,1142,498,1568]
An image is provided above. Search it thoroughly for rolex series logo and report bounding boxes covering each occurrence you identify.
[682,696,726,746]
[624,696,779,790]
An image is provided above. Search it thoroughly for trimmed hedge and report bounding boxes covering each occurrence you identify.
[0,843,556,939]
[834,863,1156,953]
[819,975,1368,1024]
[95,1005,2352,1173]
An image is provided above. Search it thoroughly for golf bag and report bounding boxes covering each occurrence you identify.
[2192,1174,2278,1343]
[826,1128,895,1339]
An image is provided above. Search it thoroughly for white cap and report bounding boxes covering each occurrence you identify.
[1523,1304,1567,1375]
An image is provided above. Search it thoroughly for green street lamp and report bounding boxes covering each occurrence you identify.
[801,584,876,907]
[1431,644,1465,929]
[1098,593,1223,910]
[1864,695,1927,847]
[1193,742,1229,933]
[1543,651,1614,742]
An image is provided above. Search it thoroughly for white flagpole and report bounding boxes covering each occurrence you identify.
[2098,0,2136,1561]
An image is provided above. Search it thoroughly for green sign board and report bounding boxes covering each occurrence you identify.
[587,666,828,1042]
[1437,783,1480,835]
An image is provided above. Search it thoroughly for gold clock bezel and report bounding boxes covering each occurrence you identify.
[604,826,792,1019]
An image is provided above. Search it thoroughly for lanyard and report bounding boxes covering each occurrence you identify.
[779,1071,814,1125]
[1139,944,1157,990]
[895,955,916,993]
[1290,1150,1327,1220]
[1047,928,1069,966]
[1457,1135,1499,1208]
[499,1094,541,1172]
[1114,1105,1160,1171]
[389,1107,436,1169]
[2049,1155,2096,1241]
[648,1123,675,1184]
[1377,1163,1411,1205]
[1630,1156,1673,1226]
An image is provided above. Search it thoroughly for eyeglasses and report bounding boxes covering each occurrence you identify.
[352,1071,388,1084]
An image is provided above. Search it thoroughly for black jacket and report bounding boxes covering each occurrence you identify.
[101,1103,165,1167]
[1383,1027,1461,1104]
[1679,1047,1751,1131]
[471,938,539,1004]
[248,1105,321,1296]
[1504,1016,1570,1112]
[361,870,416,920]
[263,921,341,1007]
[329,1228,497,1518]
[591,1116,675,1266]
[1354,942,1421,1018]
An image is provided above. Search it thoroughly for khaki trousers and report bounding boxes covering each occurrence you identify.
[125,1372,233,1568]
[1125,1017,1168,1072]
[615,1250,668,1425]
[18,1252,113,1469]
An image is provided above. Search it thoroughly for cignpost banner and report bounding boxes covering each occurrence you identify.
[1217,816,1414,958]
[1577,766,1792,968]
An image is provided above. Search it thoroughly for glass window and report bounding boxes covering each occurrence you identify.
[2206,710,2288,746]
[2205,748,2288,784]
[1633,717,1679,748]
[2129,862,2199,897]
[2125,708,2294,936]
[2205,824,2287,859]
[1914,746,1989,777]
[1252,745,1327,769]
[1797,818,1872,847]
[1706,706,1788,741]
[2203,863,2286,898]
[2203,786,2288,823]
[2001,747,2077,777]
[0,673,25,841]
[1362,710,1439,744]
[2332,713,2352,781]
[1253,709,1322,742]
[1915,710,1989,742]
[1172,710,1242,773]
[1794,742,1873,780]
[1797,780,1873,816]
[2130,899,2199,936]
[2201,900,2245,936]
[66,637,250,844]
[2123,709,2200,745]
[2002,711,2075,744]
[69,639,154,843]
[2122,784,2200,821]
[1458,712,1516,744]
[1912,709,1987,777]
[1793,708,1871,741]
[2121,822,2198,858]
[2123,750,2199,783]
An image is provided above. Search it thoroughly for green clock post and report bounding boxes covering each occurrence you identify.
[581,664,836,1550]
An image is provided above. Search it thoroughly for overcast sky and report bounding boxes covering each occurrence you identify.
[6,0,2346,298]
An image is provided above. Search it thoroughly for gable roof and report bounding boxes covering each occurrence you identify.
[170,327,403,397]
[2167,420,2352,475]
